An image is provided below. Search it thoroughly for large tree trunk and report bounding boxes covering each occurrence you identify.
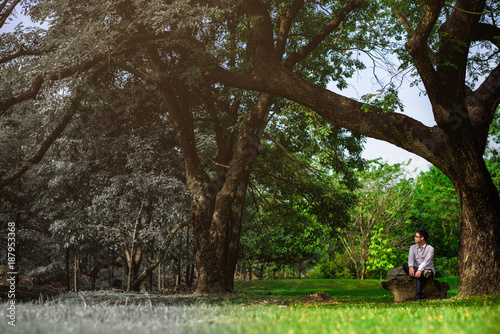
[224,171,250,291]
[144,33,272,293]
[449,158,500,296]
[191,171,252,294]
[192,199,228,293]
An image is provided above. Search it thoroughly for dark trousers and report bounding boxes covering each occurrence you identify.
[403,263,433,300]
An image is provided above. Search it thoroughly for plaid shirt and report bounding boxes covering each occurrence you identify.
[408,243,435,273]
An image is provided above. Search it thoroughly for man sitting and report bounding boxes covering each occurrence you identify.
[403,229,435,301]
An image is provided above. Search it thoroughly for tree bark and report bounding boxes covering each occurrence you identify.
[446,151,500,295]
[224,171,250,290]
[192,205,228,293]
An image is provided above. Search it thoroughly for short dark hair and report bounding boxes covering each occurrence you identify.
[416,229,429,241]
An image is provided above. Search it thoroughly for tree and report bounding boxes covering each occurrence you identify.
[339,160,414,279]
[192,1,500,296]
[411,166,461,258]
[237,98,362,279]
[0,0,367,293]
[0,0,265,293]
[2,1,500,296]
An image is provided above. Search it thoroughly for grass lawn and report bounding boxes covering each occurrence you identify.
[1,277,499,334]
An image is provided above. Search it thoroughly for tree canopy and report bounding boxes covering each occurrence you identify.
[1,0,500,296]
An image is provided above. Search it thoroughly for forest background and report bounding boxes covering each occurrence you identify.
[1,0,500,295]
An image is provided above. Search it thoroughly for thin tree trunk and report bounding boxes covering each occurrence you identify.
[108,251,113,288]
[147,265,153,292]
[185,264,191,288]
[189,265,195,287]
[162,262,165,290]
[158,260,161,291]
[65,247,70,291]
[74,249,79,292]
[225,171,250,290]
[176,257,182,288]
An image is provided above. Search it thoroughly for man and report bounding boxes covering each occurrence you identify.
[403,229,435,301]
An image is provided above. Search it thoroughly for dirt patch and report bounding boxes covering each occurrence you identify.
[246,291,339,306]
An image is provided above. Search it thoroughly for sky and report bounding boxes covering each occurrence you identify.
[1,15,436,176]
[328,65,436,176]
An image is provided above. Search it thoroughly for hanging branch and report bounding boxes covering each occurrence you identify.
[0,46,57,65]
[0,0,21,30]
[0,56,105,115]
[0,92,83,189]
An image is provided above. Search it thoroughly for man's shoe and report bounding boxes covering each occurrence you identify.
[414,298,421,302]
[423,270,432,278]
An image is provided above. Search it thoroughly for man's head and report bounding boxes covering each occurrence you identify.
[415,229,429,243]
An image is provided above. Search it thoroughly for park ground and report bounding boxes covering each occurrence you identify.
[1,277,499,334]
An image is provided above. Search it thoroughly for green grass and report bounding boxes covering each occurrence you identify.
[234,278,396,303]
[232,276,460,303]
[1,277,499,334]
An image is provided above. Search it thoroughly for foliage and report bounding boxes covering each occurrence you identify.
[486,108,500,192]
[307,252,354,279]
[410,166,461,258]
[237,101,363,276]
[3,279,500,334]
[339,160,415,279]
[434,256,459,278]
[3,0,500,295]
[0,67,191,287]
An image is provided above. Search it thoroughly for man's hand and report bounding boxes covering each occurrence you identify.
[415,270,422,278]
[409,266,415,277]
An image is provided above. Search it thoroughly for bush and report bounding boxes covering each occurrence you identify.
[307,253,354,279]
[434,257,459,277]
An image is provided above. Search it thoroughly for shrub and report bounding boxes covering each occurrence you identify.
[434,257,459,277]
[307,253,354,279]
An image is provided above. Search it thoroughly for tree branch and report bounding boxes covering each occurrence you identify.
[434,0,486,104]
[276,0,305,57]
[116,32,171,51]
[392,4,413,34]
[0,46,56,65]
[245,0,279,71]
[0,56,105,115]
[207,63,444,168]
[264,134,322,173]
[471,22,500,47]
[284,0,364,68]
[0,0,21,30]
[0,28,159,116]
[0,92,83,189]
[201,87,224,157]
[468,62,500,150]
[404,0,444,103]
[113,61,158,84]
